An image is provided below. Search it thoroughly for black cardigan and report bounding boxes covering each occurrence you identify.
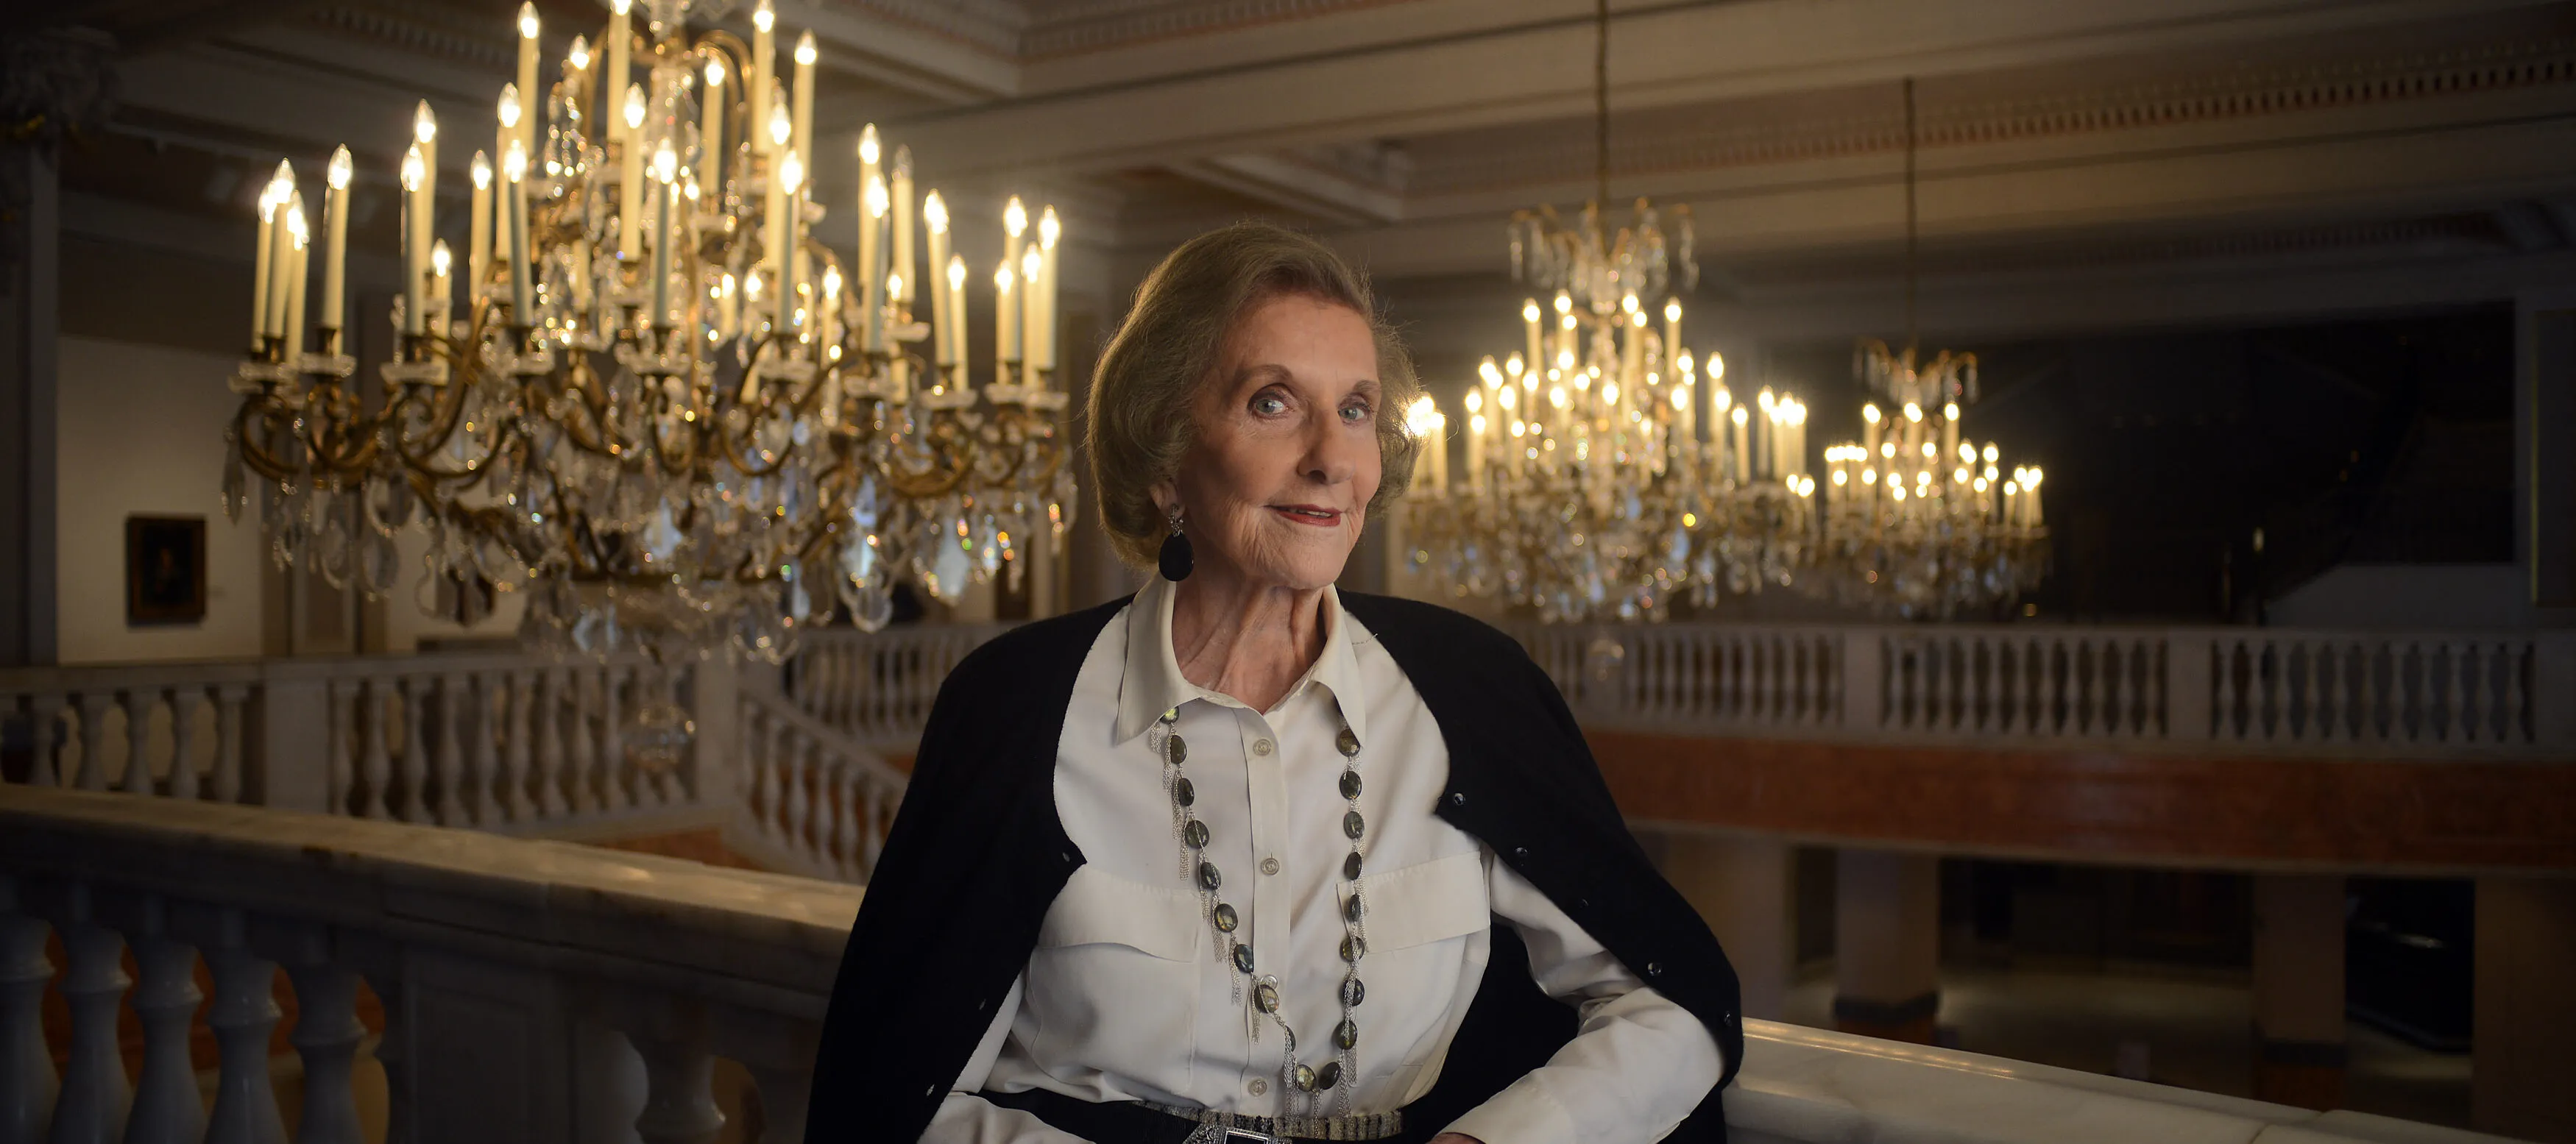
[803,592,1743,1143]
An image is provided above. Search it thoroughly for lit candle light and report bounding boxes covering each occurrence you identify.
[699,57,726,197]
[322,147,350,349]
[862,172,888,351]
[397,147,423,335]
[889,146,914,310]
[283,196,309,358]
[922,190,952,362]
[651,141,677,327]
[428,238,451,333]
[467,151,491,308]
[494,85,520,263]
[514,4,539,154]
[994,261,1018,369]
[250,168,283,352]
[1663,296,1682,368]
[505,141,531,319]
[750,0,775,154]
[791,31,816,177]
[777,148,804,333]
[619,83,645,258]
[944,255,967,372]
[1002,196,1027,316]
[1017,244,1042,389]
[411,101,437,327]
[605,0,631,140]
[1034,205,1061,381]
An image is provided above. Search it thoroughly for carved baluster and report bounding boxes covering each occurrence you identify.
[0,875,58,1144]
[567,669,601,813]
[351,944,415,1144]
[359,681,394,819]
[743,1061,810,1144]
[2396,642,2418,743]
[536,668,570,818]
[2505,641,2530,744]
[120,895,204,1144]
[503,669,536,822]
[630,1003,726,1144]
[469,672,500,827]
[214,684,248,804]
[389,676,429,823]
[323,681,355,814]
[277,926,366,1144]
[118,689,155,795]
[596,667,628,811]
[23,694,63,789]
[166,688,201,800]
[2449,642,2472,743]
[834,766,861,879]
[432,673,467,825]
[2212,639,2238,742]
[71,694,107,791]
[790,731,819,861]
[2311,642,2335,742]
[48,882,132,1143]
[199,907,288,1144]
[861,778,887,876]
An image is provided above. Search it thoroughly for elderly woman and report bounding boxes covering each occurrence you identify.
[807,223,1741,1144]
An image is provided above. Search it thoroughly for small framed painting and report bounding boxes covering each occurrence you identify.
[126,515,206,626]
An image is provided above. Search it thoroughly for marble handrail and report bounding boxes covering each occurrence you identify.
[0,782,2521,1144]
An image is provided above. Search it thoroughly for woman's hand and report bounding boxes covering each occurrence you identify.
[1429,1134,1485,1144]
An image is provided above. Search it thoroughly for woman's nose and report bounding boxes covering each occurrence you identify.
[1301,413,1363,486]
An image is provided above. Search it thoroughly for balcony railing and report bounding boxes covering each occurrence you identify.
[0,781,2519,1144]
[1512,622,2576,756]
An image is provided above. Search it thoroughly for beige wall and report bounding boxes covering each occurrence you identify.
[54,335,265,664]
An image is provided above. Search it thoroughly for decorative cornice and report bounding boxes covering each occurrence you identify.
[1409,33,2576,196]
[1018,0,1418,57]
[1749,213,2515,287]
[305,2,514,71]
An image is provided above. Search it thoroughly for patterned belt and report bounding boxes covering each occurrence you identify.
[1144,1100,1405,1143]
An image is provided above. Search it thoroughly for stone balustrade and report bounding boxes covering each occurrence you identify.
[785,623,1011,749]
[725,689,910,884]
[0,652,737,836]
[1516,622,2576,756]
[0,781,2524,1144]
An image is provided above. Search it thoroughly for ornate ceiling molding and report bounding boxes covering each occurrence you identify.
[1018,0,1420,57]
[1409,31,2576,196]
[304,2,513,71]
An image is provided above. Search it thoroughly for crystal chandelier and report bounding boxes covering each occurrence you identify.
[222,0,1073,664]
[1807,77,2048,618]
[1399,0,1821,622]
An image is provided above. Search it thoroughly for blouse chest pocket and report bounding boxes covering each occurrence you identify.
[1346,849,1488,951]
[1037,865,1203,959]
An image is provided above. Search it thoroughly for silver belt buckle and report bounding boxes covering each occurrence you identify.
[1222,1129,1280,1144]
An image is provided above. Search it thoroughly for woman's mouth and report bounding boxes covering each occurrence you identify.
[1270,505,1344,527]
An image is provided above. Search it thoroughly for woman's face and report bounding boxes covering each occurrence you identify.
[1167,293,1384,593]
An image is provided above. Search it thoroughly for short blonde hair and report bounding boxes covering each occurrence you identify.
[1086,221,1422,569]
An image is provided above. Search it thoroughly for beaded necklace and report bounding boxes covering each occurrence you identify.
[1150,706,1368,1116]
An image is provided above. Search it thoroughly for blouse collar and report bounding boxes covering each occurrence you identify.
[1112,574,1370,747]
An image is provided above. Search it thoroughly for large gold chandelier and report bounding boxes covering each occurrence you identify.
[1808,78,2048,619]
[222,0,1071,663]
[1399,0,1821,622]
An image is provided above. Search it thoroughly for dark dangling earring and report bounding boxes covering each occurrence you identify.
[1158,505,1193,581]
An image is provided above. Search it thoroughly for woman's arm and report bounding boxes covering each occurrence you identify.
[919,977,1092,1144]
[1434,856,1725,1144]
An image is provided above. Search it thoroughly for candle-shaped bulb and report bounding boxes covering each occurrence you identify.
[745,273,762,300]
[892,143,912,180]
[857,124,880,165]
[327,145,352,190]
[1663,296,1682,323]
[1405,395,1440,436]
[612,0,629,13]
[705,57,725,88]
[864,174,888,218]
[653,141,677,184]
[885,273,901,301]
[822,264,841,297]
[498,84,522,129]
[1863,402,1880,424]
[470,150,491,190]
[923,190,948,234]
[257,180,280,221]
[795,30,816,65]
[721,272,735,297]
[567,35,590,69]
[1732,405,1749,426]
[1004,195,1027,237]
[1019,243,1041,283]
[779,149,802,192]
[1709,351,1725,380]
[995,263,1014,291]
[753,0,774,32]
[1522,299,1540,323]
[503,139,527,181]
[767,100,790,147]
[2025,466,2042,488]
[430,239,451,277]
[287,200,309,244]
[414,100,436,143]
[401,146,423,192]
[944,254,965,293]
[1672,386,1691,411]
[624,83,646,132]
[268,158,294,199]
[517,3,539,41]
[1983,442,2000,463]
[1038,205,1061,249]
[1553,291,1572,316]
[1621,292,1639,315]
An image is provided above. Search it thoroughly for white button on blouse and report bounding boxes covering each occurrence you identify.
[923,578,1722,1144]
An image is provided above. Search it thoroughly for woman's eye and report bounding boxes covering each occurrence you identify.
[1340,402,1371,423]
[1250,394,1289,416]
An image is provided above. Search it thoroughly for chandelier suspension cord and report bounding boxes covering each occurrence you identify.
[1903,76,1918,358]
[1596,0,1610,208]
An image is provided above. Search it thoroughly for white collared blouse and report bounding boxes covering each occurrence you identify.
[924,577,1722,1144]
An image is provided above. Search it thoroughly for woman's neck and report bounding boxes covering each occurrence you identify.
[1167,567,1329,714]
